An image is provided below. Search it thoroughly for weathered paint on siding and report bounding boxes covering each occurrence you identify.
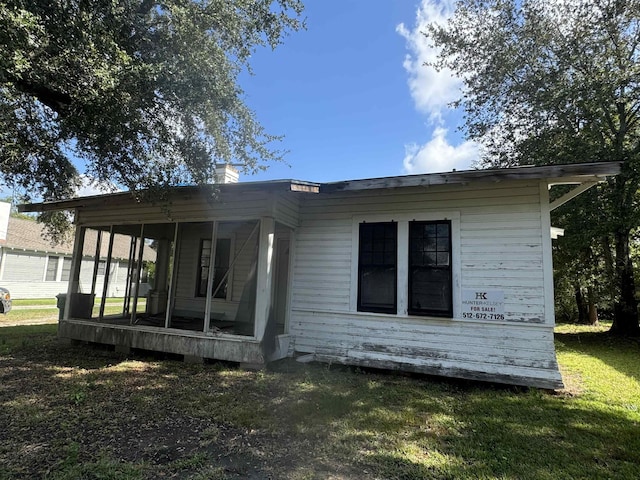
[289,180,562,388]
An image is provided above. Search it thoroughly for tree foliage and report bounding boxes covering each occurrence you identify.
[427,0,640,334]
[0,0,304,204]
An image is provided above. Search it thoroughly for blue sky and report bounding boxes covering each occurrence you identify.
[243,0,479,184]
[3,1,480,200]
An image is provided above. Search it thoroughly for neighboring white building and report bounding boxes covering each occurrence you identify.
[0,213,155,299]
[19,163,619,388]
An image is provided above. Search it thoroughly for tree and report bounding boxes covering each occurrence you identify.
[426,0,640,335]
[0,1,304,214]
[552,188,613,325]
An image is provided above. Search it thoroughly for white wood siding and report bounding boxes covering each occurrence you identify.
[1,252,129,300]
[2,251,44,282]
[289,181,562,389]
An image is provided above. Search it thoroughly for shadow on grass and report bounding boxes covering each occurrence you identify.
[1,325,639,479]
[267,361,640,479]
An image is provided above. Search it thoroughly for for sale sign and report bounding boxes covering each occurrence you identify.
[461,289,505,321]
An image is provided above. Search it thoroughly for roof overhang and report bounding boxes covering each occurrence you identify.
[18,179,321,213]
[321,162,621,193]
[18,162,620,214]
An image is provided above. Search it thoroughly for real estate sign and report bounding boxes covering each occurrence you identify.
[461,289,505,321]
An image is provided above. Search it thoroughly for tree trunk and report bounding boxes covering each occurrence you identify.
[587,286,598,326]
[610,228,640,335]
[600,236,617,305]
[574,282,587,324]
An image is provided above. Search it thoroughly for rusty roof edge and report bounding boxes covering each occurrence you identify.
[18,162,621,212]
[320,161,622,193]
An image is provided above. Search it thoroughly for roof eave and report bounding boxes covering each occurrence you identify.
[321,162,621,193]
[18,179,321,213]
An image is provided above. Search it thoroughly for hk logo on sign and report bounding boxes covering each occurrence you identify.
[475,292,487,300]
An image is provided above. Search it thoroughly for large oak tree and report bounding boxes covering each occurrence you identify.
[0,0,303,204]
[427,0,640,335]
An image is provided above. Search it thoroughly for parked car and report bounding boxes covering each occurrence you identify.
[0,287,11,314]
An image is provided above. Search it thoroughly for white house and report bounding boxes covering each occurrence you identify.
[0,212,155,299]
[19,162,620,389]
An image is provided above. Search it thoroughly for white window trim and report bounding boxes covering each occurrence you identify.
[350,211,461,318]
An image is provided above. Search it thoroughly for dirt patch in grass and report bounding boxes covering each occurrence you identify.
[1,324,640,479]
[0,329,359,479]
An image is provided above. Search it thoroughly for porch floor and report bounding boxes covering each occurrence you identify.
[93,313,253,336]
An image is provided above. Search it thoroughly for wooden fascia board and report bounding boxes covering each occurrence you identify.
[18,180,320,213]
[321,162,622,193]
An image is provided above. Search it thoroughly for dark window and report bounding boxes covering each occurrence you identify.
[358,222,397,314]
[197,238,231,299]
[408,221,452,317]
[61,257,72,281]
[45,256,59,281]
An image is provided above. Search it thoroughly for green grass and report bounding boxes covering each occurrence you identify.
[0,305,132,324]
[11,298,61,306]
[0,322,638,479]
[1,298,147,325]
[12,297,134,307]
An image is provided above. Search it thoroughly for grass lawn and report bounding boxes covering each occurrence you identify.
[12,298,133,307]
[0,322,638,479]
[2,298,147,325]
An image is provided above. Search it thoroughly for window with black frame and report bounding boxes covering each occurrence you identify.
[358,222,397,314]
[408,220,452,317]
[197,238,231,299]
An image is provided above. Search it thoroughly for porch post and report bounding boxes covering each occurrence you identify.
[99,227,115,320]
[123,237,137,316]
[165,222,180,328]
[63,226,86,321]
[203,221,218,332]
[130,224,145,325]
[90,230,102,296]
[254,217,275,341]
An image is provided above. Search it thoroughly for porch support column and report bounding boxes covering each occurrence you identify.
[63,226,86,321]
[99,227,115,320]
[165,223,180,329]
[123,237,137,316]
[203,221,218,332]
[254,217,275,342]
[130,224,145,325]
[90,230,102,296]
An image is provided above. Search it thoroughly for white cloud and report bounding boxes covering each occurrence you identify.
[396,0,460,122]
[76,175,119,197]
[398,1,481,174]
[403,127,479,174]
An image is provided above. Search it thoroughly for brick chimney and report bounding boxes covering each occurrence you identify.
[214,164,240,184]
